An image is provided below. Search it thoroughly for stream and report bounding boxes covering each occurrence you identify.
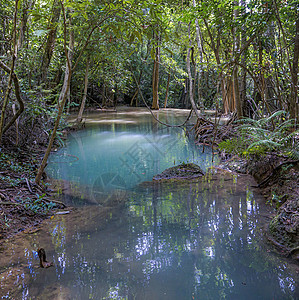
[0,108,298,299]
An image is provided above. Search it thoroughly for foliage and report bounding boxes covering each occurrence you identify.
[0,214,11,229]
[21,194,56,215]
[218,137,245,156]
[219,111,299,158]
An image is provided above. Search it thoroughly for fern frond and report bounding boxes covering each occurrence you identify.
[235,118,260,126]
[247,140,282,151]
[275,119,296,132]
[286,149,299,160]
[239,126,272,136]
[279,130,299,143]
[259,110,286,126]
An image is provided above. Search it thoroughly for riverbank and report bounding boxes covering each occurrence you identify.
[218,155,299,258]
[1,108,298,260]
[0,145,63,244]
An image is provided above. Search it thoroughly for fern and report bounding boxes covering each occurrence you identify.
[219,111,298,158]
[286,149,299,160]
[246,140,282,151]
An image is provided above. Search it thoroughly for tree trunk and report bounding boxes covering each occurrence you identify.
[102,85,106,107]
[290,14,299,120]
[187,23,201,119]
[233,67,242,118]
[77,58,90,122]
[164,71,171,108]
[204,19,227,114]
[39,0,61,84]
[152,33,160,110]
[0,61,24,135]
[17,0,35,50]
[35,5,73,186]
[233,0,242,119]
[240,0,248,117]
[193,0,204,114]
[130,71,142,106]
[130,89,138,106]
[0,0,18,144]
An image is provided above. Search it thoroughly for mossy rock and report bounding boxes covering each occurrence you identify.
[153,163,205,181]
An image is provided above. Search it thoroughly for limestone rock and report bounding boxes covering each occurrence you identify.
[153,163,204,181]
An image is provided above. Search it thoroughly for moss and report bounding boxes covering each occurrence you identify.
[153,163,205,181]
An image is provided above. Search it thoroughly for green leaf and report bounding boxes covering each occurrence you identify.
[111,25,121,38]
[150,47,155,60]
[135,30,142,42]
[128,49,136,57]
[129,33,135,44]
[164,31,169,42]
[164,47,174,56]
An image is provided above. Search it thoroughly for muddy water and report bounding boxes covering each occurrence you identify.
[0,108,298,299]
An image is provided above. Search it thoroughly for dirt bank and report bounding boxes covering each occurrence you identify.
[0,146,61,244]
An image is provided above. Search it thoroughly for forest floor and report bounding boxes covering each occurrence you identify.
[0,145,64,245]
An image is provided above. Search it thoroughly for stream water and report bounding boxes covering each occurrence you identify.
[0,108,298,299]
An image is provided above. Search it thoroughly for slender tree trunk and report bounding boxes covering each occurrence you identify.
[193,0,204,114]
[233,67,242,118]
[39,0,61,84]
[0,61,24,135]
[77,58,90,122]
[152,33,160,110]
[164,71,171,108]
[66,88,71,114]
[130,71,142,106]
[12,104,19,145]
[290,14,299,120]
[233,0,242,119]
[240,0,247,117]
[0,0,18,144]
[130,90,138,106]
[187,23,201,119]
[204,19,227,114]
[35,4,73,185]
[17,0,35,50]
[102,85,106,107]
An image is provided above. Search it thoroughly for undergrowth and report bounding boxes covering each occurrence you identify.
[218,111,299,159]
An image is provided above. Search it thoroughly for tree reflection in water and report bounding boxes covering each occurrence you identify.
[0,109,297,299]
[6,171,291,300]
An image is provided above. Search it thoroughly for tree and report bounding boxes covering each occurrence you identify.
[77,56,89,122]
[39,0,62,84]
[152,31,160,110]
[35,2,73,185]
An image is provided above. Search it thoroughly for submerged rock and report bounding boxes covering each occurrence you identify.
[153,163,205,181]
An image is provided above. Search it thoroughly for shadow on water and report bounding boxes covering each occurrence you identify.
[0,108,298,299]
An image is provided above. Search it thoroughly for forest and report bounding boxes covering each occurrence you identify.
[0,0,298,298]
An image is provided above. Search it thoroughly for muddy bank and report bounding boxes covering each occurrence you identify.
[219,155,299,258]
[0,205,120,299]
[0,146,60,244]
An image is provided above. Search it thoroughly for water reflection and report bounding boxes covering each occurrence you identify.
[0,171,298,299]
[47,108,216,204]
[0,109,298,299]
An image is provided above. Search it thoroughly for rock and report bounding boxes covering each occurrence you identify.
[153,163,205,181]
